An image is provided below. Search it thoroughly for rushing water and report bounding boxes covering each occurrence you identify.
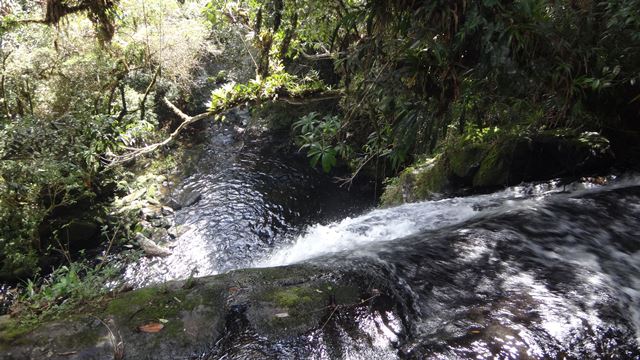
[125,115,639,357]
[248,177,640,358]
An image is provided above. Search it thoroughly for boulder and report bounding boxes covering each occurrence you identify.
[0,265,397,360]
[135,233,172,257]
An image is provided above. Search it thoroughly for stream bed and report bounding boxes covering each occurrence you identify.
[121,117,640,358]
[6,113,636,360]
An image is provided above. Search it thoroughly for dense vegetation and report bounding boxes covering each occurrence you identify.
[207,0,639,176]
[0,0,211,285]
[0,0,639,321]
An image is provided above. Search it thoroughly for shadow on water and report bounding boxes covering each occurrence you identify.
[283,182,640,358]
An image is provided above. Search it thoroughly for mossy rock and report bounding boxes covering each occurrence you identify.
[413,157,451,199]
[380,157,451,206]
[249,282,361,338]
[0,264,390,359]
[472,139,517,188]
[381,129,614,206]
[447,142,490,180]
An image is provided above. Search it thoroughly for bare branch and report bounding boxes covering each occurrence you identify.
[298,49,346,60]
[106,98,211,166]
[106,90,342,166]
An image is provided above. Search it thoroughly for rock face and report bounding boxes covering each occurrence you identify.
[0,265,397,360]
[381,130,615,205]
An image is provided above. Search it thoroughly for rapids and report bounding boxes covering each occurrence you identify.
[125,117,640,358]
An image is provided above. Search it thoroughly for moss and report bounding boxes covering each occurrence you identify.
[106,287,162,316]
[105,286,196,336]
[253,282,363,337]
[0,319,36,345]
[380,177,403,207]
[103,283,224,348]
[446,141,489,179]
[266,286,323,312]
[261,282,360,314]
[380,156,450,206]
[414,156,450,199]
[472,140,515,188]
[265,283,361,310]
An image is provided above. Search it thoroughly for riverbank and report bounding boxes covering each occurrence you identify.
[381,128,616,206]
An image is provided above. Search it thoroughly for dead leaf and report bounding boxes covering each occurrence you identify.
[137,322,164,333]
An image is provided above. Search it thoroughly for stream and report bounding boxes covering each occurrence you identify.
[125,114,640,358]
[123,113,375,287]
[254,179,640,358]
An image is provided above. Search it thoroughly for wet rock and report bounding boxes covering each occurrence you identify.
[145,227,170,244]
[178,191,202,208]
[165,198,182,211]
[151,217,173,229]
[0,265,397,360]
[140,206,161,220]
[166,191,202,211]
[135,233,172,257]
[161,206,174,216]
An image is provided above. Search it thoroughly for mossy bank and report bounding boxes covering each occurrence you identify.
[381,129,615,206]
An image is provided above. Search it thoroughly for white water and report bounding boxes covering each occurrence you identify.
[259,175,640,347]
[259,179,604,268]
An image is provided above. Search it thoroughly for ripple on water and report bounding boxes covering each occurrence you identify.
[123,121,374,287]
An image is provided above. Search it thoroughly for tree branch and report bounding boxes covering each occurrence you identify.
[298,49,345,60]
[106,90,343,166]
[106,98,211,166]
[278,92,341,105]
[139,66,160,121]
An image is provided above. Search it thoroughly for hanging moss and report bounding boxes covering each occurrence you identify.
[44,0,117,41]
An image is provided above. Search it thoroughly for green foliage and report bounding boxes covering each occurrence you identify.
[14,261,118,325]
[209,69,327,118]
[293,112,349,172]
[0,0,209,281]
[207,0,640,179]
[0,15,19,35]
